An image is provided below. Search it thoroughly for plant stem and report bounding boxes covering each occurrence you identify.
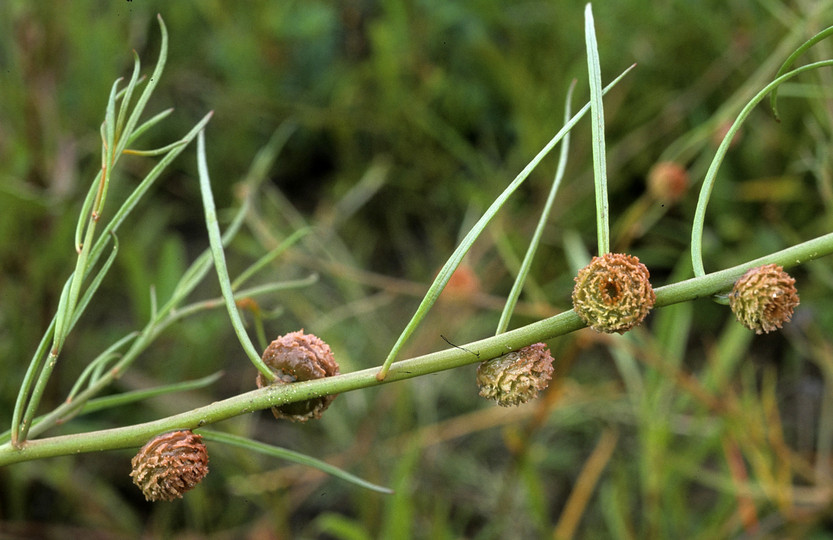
[2,230,831,467]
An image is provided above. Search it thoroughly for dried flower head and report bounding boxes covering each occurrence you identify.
[130,430,209,502]
[256,330,340,422]
[572,253,656,334]
[476,343,554,407]
[729,264,799,334]
[648,161,688,205]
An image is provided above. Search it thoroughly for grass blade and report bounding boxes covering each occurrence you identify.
[200,429,394,494]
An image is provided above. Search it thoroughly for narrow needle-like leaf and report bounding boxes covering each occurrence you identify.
[496,80,576,335]
[199,430,394,494]
[585,3,610,255]
[691,59,833,277]
[770,25,833,121]
[196,130,276,382]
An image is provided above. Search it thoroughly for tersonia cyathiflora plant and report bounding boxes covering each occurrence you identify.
[3,8,833,505]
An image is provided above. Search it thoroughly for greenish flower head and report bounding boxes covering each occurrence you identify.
[572,253,656,334]
[729,264,799,334]
[476,343,554,407]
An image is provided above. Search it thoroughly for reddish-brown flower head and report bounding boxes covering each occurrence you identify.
[476,343,554,407]
[648,161,689,205]
[729,264,799,334]
[257,330,340,422]
[572,253,655,334]
[130,430,209,502]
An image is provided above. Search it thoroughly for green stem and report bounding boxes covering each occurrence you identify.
[19,192,250,441]
[2,230,831,467]
[11,17,180,447]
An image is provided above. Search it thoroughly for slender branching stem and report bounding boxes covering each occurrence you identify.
[2,229,831,466]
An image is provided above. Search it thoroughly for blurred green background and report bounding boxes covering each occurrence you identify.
[2,0,833,538]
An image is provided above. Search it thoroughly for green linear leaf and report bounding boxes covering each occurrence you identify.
[231,227,311,290]
[66,330,139,402]
[196,130,275,381]
[691,59,833,277]
[68,233,119,334]
[585,3,610,255]
[496,80,576,335]
[80,371,224,415]
[125,108,174,147]
[770,24,833,121]
[199,430,394,495]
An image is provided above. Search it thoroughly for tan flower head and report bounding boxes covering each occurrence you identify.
[476,343,554,407]
[130,430,209,502]
[572,253,655,334]
[257,330,340,422]
[729,264,799,334]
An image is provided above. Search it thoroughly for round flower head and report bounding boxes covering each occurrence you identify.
[257,330,340,422]
[729,264,799,334]
[476,343,554,407]
[648,161,688,205]
[130,430,209,502]
[572,253,655,334]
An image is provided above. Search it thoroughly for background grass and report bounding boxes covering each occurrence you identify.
[2,0,833,538]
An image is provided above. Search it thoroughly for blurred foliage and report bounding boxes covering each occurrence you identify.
[2,0,833,538]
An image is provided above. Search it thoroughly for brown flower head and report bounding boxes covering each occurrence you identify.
[572,253,656,334]
[729,264,799,334]
[476,343,554,407]
[257,330,340,422]
[130,430,209,502]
